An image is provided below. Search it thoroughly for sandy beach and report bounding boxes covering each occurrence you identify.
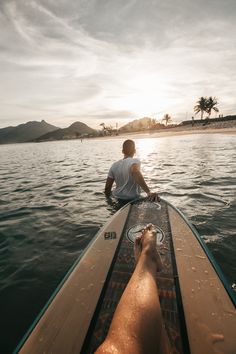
[98,119,236,140]
[104,120,236,138]
[122,127,236,139]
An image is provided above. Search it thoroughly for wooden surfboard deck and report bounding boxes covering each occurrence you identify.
[15,199,236,354]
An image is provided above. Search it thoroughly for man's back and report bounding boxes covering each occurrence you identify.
[105,139,159,202]
[108,157,140,200]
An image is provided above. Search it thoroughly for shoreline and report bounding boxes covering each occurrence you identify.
[1,126,235,146]
[95,126,236,141]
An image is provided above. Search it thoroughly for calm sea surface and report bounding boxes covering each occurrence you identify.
[0,134,235,353]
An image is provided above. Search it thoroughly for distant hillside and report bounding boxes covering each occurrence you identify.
[0,120,58,144]
[119,117,164,132]
[34,121,97,142]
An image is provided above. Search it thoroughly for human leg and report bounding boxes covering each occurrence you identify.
[95,224,169,354]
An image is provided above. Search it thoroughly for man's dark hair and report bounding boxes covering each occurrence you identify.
[123,140,135,155]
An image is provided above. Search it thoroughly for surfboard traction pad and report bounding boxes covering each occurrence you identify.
[85,200,184,353]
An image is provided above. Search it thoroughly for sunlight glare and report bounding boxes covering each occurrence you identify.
[136,139,157,158]
[113,71,172,117]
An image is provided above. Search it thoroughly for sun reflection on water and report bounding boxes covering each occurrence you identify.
[135,138,158,159]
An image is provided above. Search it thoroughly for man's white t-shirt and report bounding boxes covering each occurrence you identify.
[108,157,141,200]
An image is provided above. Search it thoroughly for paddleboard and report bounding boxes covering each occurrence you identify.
[14,198,236,354]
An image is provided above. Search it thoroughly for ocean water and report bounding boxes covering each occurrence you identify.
[0,134,235,353]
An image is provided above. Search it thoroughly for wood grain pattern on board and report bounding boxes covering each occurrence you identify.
[169,205,236,354]
[19,205,130,354]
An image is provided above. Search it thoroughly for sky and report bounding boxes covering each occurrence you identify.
[0,0,235,129]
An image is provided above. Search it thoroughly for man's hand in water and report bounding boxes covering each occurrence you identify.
[147,192,160,202]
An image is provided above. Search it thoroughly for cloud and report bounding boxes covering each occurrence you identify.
[0,0,235,128]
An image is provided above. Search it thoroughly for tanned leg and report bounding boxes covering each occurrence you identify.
[95,224,169,354]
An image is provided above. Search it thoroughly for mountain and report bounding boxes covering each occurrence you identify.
[0,120,58,144]
[119,117,164,132]
[34,121,97,142]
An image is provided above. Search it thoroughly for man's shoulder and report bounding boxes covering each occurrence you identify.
[110,158,140,171]
[128,157,140,165]
[115,158,140,165]
[110,159,123,169]
[113,158,123,165]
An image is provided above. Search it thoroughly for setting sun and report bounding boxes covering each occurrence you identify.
[112,70,173,119]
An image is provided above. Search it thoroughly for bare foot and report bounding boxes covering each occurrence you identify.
[134,235,142,265]
[134,224,163,272]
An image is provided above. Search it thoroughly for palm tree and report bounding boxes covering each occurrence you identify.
[194,97,208,119]
[206,97,219,117]
[150,118,157,129]
[162,114,172,126]
[100,123,106,130]
[106,125,113,134]
[99,123,114,135]
[99,122,108,136]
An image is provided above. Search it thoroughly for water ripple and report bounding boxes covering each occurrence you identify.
[0,135,235,353]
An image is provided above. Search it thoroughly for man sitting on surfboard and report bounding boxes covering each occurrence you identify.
[105,139,159,202]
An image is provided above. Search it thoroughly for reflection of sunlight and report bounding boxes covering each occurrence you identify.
[136,139,157,158]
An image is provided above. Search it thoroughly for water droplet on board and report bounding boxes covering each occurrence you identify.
[204,270,209,275]
[191,267,196,272]
[195,280,201,289]
[176,248,182,251]
[90,265,95,270]
[196,255,206,259]
[80,287,85,292]
[211,334,224,344]
[223,308,236,316]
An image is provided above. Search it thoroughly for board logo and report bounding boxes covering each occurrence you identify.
[104,231,117,240]
[127,224,165,245]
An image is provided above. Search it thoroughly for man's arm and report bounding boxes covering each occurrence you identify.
[105,176,114,196]
[131,164,159,202]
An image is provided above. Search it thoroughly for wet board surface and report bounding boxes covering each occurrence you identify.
[84,200,186,353]
[15,199,236,354]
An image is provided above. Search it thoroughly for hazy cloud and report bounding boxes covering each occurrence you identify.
[0,0,235,128]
